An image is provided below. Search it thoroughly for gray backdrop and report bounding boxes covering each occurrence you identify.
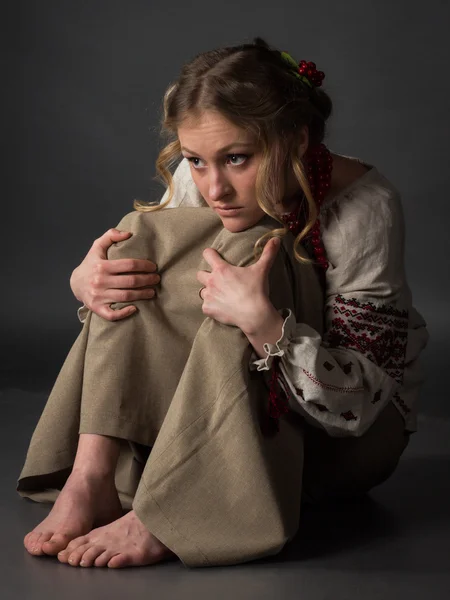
[2,0,448,418]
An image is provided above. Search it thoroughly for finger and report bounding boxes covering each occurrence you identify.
[202,248,228,270]
[92,229,132,256]
[196,270,212,286]
[101,273,160,289]
[256,237,281,274]
[95,305,137,322]
[107,258,158,274]
[103,288,156,303]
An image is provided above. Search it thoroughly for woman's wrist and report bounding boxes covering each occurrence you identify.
[241,301,284,359]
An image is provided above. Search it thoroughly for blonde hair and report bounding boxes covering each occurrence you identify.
[134,37,332,264]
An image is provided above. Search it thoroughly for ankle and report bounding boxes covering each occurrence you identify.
[70,466,116,483]
[71,433,121,480]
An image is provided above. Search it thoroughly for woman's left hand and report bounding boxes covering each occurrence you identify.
[196,237,281,334]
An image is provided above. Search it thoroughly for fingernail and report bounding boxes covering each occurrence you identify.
[80,560,86,567]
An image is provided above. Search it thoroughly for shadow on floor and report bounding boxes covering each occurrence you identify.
[253,455,450,571]
[3,388,450,580]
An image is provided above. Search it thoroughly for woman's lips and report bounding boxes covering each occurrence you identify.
[215,207,243,216]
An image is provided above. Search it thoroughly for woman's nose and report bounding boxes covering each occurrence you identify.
[208,170,232,201]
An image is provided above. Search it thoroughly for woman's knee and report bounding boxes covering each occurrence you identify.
[363,402,410,490]
[302,401,410,502]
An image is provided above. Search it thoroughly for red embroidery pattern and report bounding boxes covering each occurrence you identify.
[302,368,364,394]
[341,410,358,421]
[372,389,382,404]
[326,295,408,384]
[393,392,411,414]
[263,357,290,435]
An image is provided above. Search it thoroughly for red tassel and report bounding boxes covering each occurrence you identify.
[263,357,290,435]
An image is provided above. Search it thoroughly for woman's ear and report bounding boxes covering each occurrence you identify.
[298,125,309,157]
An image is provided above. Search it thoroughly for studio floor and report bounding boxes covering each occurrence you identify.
[1,388,449,600]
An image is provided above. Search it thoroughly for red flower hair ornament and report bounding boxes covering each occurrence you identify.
[280,51,325,88]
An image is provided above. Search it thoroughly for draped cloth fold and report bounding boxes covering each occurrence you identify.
[17,207,327,566]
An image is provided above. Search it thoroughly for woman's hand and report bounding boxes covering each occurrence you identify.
[196,237,282,338]
[70,228,160,321]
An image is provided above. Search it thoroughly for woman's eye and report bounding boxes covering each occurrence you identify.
[226,154,248,166]
[186,154,248,169]
[187,157,205,168]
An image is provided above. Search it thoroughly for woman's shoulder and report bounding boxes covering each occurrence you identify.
[323,153,402,217]
[321,154,407,291]
[327,154,372,196]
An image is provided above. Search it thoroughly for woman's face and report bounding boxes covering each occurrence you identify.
[178,111,266,232]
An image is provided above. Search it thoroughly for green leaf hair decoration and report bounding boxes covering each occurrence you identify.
[280,51,313,89]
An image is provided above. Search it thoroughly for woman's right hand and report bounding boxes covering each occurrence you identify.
[70,228,160,321]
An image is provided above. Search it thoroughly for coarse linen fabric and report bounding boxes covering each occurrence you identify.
[18,207,330,566]
[112,156,427,437]
[18,207,410,566]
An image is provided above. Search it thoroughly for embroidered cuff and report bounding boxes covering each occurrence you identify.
[252,308,296,372]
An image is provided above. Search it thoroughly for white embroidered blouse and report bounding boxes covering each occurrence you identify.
[77,156,429,438]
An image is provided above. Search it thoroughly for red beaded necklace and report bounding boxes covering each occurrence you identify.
[263,54,332,437]
[280,143,333,270]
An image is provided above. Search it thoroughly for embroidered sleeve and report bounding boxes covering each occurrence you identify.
[252,301,407,437]
[326,295,409,385]
[251,181,428,437]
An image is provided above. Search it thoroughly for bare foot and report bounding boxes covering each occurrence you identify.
[57,510,175,568]
[23,472,123,557]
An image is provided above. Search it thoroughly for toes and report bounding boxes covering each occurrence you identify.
[66,543,92,567]
[78,546,106,568]
[25,532,53,556]
[42,533,73,556]
[107,549,155,569]
[57,551,70,564]
[94,551,120,568]
[107,553,130,569]
[24,531,37,553]
[58,535,89,564]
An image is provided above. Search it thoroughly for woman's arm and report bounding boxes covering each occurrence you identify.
[197,244,405,438]
[251,300,427,438]
[197,238,283,339]
[251,186,429,438]
[198,187,429,438]
[70,228,159,322]
[201,252,427,439]
[72,158,205,322]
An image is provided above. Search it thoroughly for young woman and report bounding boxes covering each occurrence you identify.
[18,37,428,569]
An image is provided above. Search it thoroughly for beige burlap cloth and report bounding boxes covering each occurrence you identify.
[17,207,405,567]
